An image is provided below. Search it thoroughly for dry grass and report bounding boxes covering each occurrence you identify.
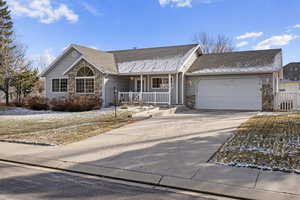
[213,113,300,173]
[0,111,134,145]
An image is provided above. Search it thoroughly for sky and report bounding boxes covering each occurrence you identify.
[5,0,300,69]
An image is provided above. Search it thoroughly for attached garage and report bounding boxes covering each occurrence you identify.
[185,49,283,111]
[195,77,262,110]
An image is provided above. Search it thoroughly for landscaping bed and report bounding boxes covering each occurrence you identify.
[213,113,300,173]
[0,108,146,146]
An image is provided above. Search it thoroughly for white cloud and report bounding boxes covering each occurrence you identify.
[294,24,300,28]
[236,41,248,48]
[159,0,193,7]
[81,2,102,16]
[7,0,79,24]
[31,49,55,71]
[89,46,98,50]
[158,0,217,7]
[236,32,263,40]
[254,34,299,50]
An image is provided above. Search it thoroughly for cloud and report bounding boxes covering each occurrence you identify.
[254,34,299,50]
[159,0,193,7]
[7,0,79,24]
[236,41,248,48]
[236,32,263,40]
[81,2,102,16]
[294,24,300,28]
[31,49,55,71]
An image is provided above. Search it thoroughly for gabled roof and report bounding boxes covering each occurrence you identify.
[282,62,300,81]
[108,44,199,74]
[72,44,118,74]
[187,49,282,75]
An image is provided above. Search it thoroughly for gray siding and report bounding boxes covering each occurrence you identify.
[44,49,81,99]
[104,75,129,106]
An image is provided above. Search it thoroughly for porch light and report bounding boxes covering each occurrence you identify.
[129,77,134,81]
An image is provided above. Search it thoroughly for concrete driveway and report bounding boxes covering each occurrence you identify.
[16,110,255,179]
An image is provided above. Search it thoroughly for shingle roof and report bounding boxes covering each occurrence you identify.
[108,44,199,74]
[72,44,118,74]
[282,62,300,81]
[187,49,282,75]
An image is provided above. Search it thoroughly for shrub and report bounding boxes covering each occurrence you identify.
[27,96,49,110]
[49,96,101,112]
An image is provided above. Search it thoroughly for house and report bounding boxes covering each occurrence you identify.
[279,62,300,92]
[40,44,282,111]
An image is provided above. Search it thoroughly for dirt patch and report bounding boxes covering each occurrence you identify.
[213,113,300,173]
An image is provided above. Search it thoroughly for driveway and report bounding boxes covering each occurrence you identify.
[2,110,255,179]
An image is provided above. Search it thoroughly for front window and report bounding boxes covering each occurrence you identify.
[152,77,172,89]
[52,78,68,92]
[76,67,95,94]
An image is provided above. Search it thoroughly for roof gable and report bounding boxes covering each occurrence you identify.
[108,44,199,74]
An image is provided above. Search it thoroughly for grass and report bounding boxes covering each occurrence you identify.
[213,113,300,173]
[0,111,135,145]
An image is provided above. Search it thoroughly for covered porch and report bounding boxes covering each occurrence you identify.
[116,73,183,106]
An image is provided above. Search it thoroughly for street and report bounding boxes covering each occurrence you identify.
[0,162,215,200]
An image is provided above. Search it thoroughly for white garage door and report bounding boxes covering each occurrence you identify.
[196,77,262,110]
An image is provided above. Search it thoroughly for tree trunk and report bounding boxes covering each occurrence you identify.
[4,78,10,106]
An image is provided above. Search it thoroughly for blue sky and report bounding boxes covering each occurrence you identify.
[6,0,300,68]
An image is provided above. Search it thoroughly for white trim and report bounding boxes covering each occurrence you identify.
[75,77,96,94]
[151,76,173,90]
[50,78,69,93]
[179,45,201,73]
[40,45,81,77]
[185,71,277,76]
[62,56,104,75]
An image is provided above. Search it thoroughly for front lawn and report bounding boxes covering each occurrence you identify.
[0,109,137,145]
[213,113,300,173]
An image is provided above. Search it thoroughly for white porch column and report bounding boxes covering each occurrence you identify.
[176,73,179,104]
[169,73,171,106]
[182,73,185,105]
[140,74,143,103]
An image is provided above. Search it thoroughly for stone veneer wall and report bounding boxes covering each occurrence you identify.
[184,74,275,111]
[66,59,103,100]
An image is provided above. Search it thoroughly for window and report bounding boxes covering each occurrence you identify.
[77,67,94,77]
[52,79,68,92]
[152,77,172,89]
[76,78,95,94]
[75,67,95,94]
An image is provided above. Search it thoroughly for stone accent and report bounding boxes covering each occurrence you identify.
[66,59,103,101]
[260,75,274,111]
[185,95,195,109]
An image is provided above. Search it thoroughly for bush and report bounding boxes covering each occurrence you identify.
[49,96,101,112]
[27,96,49,110]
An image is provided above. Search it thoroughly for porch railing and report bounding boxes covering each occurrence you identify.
[274,92,300,112]
[118,92,170,105]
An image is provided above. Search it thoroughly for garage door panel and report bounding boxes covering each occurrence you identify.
[196,77,262,110]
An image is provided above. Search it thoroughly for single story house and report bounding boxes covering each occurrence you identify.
[279,62,300,92]
[40,44,282,111]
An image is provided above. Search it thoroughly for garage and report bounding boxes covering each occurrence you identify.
[195,77,262,110]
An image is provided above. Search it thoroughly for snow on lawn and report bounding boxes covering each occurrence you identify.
[212,113,300,174]
[0,106,152,145]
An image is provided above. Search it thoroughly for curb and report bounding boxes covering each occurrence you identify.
[0,154,297,200]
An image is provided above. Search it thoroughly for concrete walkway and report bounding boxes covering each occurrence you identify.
[1,111,300,199]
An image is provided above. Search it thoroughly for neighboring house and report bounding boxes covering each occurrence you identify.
[279,62,300,92]
[40,44,282,111]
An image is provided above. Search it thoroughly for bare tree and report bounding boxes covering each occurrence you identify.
[193,32,235,54]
